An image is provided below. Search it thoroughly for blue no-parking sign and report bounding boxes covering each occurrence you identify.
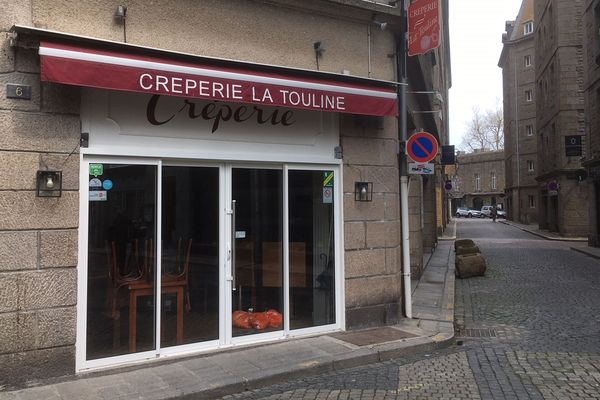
[406,131,439,163]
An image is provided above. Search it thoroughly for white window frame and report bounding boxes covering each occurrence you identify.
[524,55,532,67]
[474,173,481,191]
[491,172,497,190]
[525,90,533,102]
[524,21,534,35]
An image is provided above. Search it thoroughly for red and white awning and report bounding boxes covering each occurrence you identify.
[39,41,398,117]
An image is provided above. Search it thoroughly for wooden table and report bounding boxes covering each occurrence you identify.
[127,280,185,352]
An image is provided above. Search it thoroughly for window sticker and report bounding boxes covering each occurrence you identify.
[323,171,334,187]
[323,186,333,204]
[102,179,113,190]
[89,164,104,177]
[89,190,107,201]
[89,178,102,188]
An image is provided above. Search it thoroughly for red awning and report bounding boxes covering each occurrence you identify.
[39,41,398,117]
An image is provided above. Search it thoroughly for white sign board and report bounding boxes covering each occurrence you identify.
[81,89,340,164]
[408,162,435,175]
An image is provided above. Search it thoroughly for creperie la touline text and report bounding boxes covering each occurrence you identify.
[138,73,347,112]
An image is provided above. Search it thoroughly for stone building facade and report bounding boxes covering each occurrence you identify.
[449,150,506,212]
[583,0,600,246]
[534,0,589,237]
[499,0,539,224]
[0,0,450,388]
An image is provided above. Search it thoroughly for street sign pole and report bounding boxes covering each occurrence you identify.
[398,0,412,319]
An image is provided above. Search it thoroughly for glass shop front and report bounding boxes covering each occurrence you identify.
[77,89,343,370]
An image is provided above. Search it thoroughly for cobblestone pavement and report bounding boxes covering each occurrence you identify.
[221,219,600,399]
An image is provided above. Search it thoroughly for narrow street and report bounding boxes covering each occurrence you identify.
[223,219,600,399]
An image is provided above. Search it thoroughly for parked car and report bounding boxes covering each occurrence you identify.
[480,205,507,219]
[456,207,482,218]
[480,206,494,218]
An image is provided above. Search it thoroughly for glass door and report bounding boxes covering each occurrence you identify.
[85,162,158,360]
[160,166,220,348]
[287,169,336,330]
[229,167,284,338]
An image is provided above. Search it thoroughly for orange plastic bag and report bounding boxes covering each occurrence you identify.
[266,309,283,328]
[232,310,252,329]
[250,312,270,330]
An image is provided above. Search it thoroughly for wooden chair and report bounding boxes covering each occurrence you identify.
[105,239,149,349]
[162,238,192,312]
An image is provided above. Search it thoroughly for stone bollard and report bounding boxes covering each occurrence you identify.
[455,245,480,256]
[454,239,475,250]
[455,253,487,278]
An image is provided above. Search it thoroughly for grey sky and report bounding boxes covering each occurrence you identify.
[449,0,523,147]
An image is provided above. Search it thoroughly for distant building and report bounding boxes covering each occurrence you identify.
[583,0,600,246]
[449,150,506,212]
[499,0,539,224]
[534,0,588,237]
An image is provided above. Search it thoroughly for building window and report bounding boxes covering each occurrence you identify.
[525,90,533,102]
[527,160,535,171]
[491,172,497,190]
[524,21,534,35]
[474,173,481,191]
[528,195,535,208]
[526,124,534,136]
[524,54,532,67]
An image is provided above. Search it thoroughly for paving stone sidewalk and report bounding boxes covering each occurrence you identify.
[499,220,587,242]
[0,243,456,400]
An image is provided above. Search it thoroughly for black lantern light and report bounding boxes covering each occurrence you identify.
[36,170,62,197]
[354,182,373,202]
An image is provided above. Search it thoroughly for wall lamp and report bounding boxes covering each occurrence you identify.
[115,5,128,43]
[313,41,325,57]
[37,170,62,197]
[314,41,325,70]
[115,5,127,20]
[355,182,373,202]
[372,19,388,31]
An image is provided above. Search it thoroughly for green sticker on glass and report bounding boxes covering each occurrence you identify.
[89,164,104,177]
[323,171,334,187]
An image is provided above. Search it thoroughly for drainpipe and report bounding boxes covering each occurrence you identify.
[398,0,412,319]
[367,24,372,78]
[514,55,520,222]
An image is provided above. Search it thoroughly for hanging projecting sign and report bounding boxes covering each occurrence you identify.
[406,131,439,163]
[408,0,441,56]
[547,181,559,196]
[441,145,455,165]
[565,135,582,157]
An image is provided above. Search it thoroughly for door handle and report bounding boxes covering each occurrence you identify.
[231,200,236,291]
